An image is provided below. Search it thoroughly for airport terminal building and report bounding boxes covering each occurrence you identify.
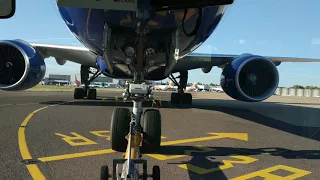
[43,74,71,86]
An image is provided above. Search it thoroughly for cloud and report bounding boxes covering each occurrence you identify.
[238,39,246,44]
[234,39,246,45]
[311,38,320,45]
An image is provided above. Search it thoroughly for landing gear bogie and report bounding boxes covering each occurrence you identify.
[73,88,97,100]
[171,92,192,104]
[74,88,85,99]
[87,88,97,100]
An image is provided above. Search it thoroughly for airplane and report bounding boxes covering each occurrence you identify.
[211,86,224,93]
[153,81,175,91]
[1,1,320,176]
[153,81,178,91]
[153,81,197,92]
[74,74,81,87]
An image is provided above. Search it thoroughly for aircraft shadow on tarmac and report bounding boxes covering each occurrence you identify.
[40,97,320,142]
[143,146,320,180]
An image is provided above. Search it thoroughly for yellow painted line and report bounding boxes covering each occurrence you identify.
[38,149,115,162]
[231,165,312,180]
[26,165,46,180]
[20,114,34,127]
[18,128,32,159]
[18,104,59,180]
[161,133,248,146]
[37,133,247,162]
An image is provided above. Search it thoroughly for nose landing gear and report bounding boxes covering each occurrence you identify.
[101,83,161,180]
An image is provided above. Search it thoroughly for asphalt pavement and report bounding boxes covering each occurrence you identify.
[0,90,319,180]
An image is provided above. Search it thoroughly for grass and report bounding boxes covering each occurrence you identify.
[26,85,124,92]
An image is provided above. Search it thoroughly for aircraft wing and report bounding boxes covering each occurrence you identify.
[30,44,320,73]
[31,43,97,67]
[173,52,320,72]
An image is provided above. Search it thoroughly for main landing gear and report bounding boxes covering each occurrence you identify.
[74,65,100,100]
[169,71,192,105]
[101,83,161,180]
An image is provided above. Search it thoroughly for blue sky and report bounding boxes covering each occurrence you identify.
[1,0,320,87]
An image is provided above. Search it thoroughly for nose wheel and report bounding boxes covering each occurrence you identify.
[110,108,131,152]
[142,109,161,153]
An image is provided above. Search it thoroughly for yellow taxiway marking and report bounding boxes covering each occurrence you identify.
[18,106,53,180]
[161,133,248,146]
[231,165,312,180]
[37,133,247,162]
[38,149,116,162]
[18,104,62,180]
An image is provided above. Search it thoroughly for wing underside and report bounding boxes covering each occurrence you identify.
[30,44,320,73]
[173,53,320,72]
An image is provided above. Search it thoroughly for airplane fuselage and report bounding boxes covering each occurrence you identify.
[57,5,227,80]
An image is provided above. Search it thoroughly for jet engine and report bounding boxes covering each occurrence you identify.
[0,40,46,91]
[220,54,279,102]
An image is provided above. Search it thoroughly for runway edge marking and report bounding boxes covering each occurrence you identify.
[18,103,63,180]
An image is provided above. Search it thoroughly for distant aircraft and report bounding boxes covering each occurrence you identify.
[1,0,320,158]
[185,83,198,92]
[74,75,80,87]
[153,81,177,91]
[211,86,224,93]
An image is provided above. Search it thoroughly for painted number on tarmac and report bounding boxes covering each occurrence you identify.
[89,130,110,140]
[231,165,312,180]
[55,132,97,146]
[53,131,311,179]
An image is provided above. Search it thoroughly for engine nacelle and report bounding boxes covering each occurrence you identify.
[0,40,46,91]
[220,54,279,102]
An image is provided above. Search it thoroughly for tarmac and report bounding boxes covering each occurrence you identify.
[0,90,319,180]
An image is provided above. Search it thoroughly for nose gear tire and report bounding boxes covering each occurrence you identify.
[110,108,131,152]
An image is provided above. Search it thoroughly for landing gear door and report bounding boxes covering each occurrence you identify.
[0,0,15,19]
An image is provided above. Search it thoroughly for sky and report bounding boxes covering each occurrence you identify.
[1,0,320,87]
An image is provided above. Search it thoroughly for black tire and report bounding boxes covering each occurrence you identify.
[142,109,161,152]
[152,165,160,180]
[182,93,192,104]
[100,165,109,180]
[74,88,85,99]
[170,93,181,104]
[110,108,131,152]
[87,89,97,99]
